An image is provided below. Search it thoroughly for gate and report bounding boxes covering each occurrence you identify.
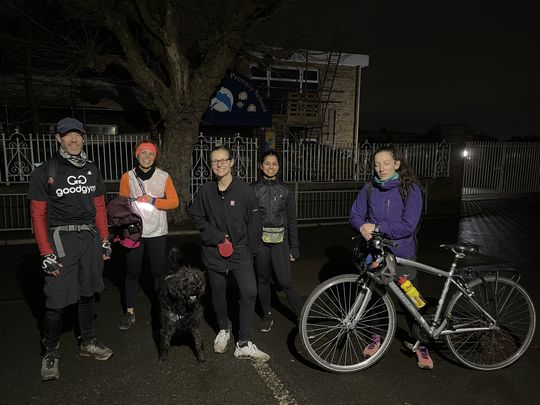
[462,142,540,198]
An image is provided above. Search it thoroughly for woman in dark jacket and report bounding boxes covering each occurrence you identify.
[189,145,269,362]
[349,144,433,369]
[252,151,303,332]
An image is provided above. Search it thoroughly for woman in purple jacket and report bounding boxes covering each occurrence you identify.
[349,144,433,369]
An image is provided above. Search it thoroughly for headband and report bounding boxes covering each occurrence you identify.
[135,143,158,158]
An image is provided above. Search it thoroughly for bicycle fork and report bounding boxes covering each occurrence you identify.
[344,279,373,329]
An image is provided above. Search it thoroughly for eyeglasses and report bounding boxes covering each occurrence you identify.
[211,158,231,166]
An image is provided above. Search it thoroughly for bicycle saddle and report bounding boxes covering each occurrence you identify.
[439,243,479,253]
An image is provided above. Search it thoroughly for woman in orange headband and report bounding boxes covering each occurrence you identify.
[116,140,179,331]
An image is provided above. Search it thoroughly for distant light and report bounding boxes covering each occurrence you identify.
[462,150,469,158]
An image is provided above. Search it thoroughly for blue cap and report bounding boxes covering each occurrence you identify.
[57,117,85,135]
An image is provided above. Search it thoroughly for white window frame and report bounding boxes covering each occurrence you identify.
[250,65,319,94]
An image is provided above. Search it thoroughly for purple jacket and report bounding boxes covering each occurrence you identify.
[349,179,422,258]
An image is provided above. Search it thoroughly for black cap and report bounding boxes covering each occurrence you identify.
[57,117,85,135]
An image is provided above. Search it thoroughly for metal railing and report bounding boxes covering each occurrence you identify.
[1,131,150,184]
[282,139,451,182]
[463,141,540,197]
[0,131,448,231]
[191,134,258,198]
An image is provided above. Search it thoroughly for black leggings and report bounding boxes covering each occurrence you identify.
[207,263,257,342]
[124,236,166,309]
[43,295,95,352]
[254,242,303,318]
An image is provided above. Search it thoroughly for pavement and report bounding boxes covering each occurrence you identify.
[1,197,539,404]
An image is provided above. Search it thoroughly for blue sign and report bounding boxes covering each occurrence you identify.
[202,71,272,127]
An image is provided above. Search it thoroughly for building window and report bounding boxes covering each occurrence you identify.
[85,124,118,136]
[250,65,319,114]
[39,123,118,136]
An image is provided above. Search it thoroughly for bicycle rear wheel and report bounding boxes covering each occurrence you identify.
[445,276,536,370]
[300,275,396,373]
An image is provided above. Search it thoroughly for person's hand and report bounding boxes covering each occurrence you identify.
[41,253,62,276]
[136,195,151,204]
[102,240,112,260]
[359,223,376,241]
[290,247,300,262]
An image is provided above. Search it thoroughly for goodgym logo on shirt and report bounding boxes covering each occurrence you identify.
[55,175,96,197]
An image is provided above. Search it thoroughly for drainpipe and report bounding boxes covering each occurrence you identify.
[353,66,362,181]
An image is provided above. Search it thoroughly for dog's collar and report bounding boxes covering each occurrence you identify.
[168,310,184,322]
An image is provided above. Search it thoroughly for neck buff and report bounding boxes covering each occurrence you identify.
[58,147,88,168]
[374,172,400,185]
[135,164,155,181]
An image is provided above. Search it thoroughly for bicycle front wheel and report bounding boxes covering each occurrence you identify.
[445,276,536,370]
[300,275,396,373]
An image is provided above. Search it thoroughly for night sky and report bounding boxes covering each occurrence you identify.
[258,0,539,140]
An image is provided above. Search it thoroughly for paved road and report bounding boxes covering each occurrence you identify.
[1,197,539,404]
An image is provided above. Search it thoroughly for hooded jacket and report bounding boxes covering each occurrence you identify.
[188,177,262,272]
[349,178,422,258]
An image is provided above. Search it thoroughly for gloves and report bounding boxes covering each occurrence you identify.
[290,246,300,261]
[41,253,61,275]
[102,240,112,259]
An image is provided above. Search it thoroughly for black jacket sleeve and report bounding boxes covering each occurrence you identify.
[286,187,300,259]
[247,187,262,255]
[188,190,226,246]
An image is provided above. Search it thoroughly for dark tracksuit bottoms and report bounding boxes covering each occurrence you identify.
[206,263,257,343]
[124,235,166,308]
[255,242,303,318]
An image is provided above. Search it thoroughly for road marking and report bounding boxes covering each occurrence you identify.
[252,361,298,405]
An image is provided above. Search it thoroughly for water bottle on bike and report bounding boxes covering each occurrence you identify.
[398,275,426,308]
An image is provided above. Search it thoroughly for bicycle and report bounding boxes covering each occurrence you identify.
[299,233,536,373]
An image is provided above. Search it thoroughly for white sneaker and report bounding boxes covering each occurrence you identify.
[233,341,270,362]
[213,329,230,353]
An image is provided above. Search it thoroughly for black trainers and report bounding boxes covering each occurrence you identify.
[118,313,136,331]
[260,316,273,333]
[41,351,59,381]
[80,338,113,360]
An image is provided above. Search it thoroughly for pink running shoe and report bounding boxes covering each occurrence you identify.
[416,346,434,369]
[363,334,382,358]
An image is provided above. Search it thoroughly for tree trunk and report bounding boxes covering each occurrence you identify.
[159,117,200,224]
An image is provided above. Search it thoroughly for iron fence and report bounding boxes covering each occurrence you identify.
[191,134,258,198]
[0,131,150,184]
[462,142,540,197]
[282,139,451,182]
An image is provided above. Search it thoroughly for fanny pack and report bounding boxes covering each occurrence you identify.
[262,227,285,244]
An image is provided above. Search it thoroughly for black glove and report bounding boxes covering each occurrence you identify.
[290,246,300,260]
[102,240,112,259]
[41,253,61,275]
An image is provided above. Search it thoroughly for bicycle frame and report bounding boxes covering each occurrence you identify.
[351,254,500,341]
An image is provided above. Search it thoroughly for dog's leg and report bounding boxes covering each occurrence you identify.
[191,323,206,363]
[158,324,175,363]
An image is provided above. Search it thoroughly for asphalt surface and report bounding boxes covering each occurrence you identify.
[1,197,539,405]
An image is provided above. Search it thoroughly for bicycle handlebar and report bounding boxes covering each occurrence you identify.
[352,232,398,249]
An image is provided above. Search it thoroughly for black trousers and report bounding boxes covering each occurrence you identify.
[124,235,166,309]
[206,262,257,342]
[43,295,95,352]
[254,242,303,318]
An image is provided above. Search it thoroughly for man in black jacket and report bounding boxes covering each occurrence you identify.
[188,145,269,362]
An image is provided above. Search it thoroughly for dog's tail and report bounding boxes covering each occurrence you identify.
[168,247,180,268]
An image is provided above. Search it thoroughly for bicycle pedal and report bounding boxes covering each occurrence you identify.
[404,341,419,352]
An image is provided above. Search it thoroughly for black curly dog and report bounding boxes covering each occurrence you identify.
[158,248,206,363]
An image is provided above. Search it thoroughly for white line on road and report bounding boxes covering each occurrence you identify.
[252,361,299,405]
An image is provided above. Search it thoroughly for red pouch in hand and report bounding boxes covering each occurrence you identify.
[218,239,233,258]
